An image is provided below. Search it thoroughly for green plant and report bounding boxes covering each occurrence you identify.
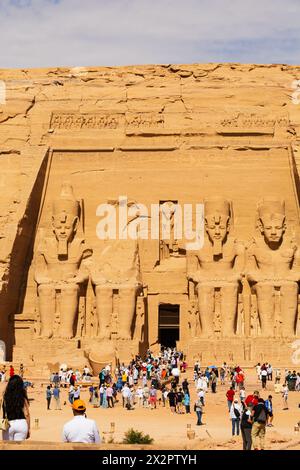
[123,428,154,445]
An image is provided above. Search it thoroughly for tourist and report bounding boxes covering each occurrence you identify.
[88,385,94,403]
[68,385,75,404]
[230,399,243,436]
[282,383,289,410]
[168,388,177,413]
[245,390,259,407]
[99,384,104,406]
[256,363,261,382]
[251,398,268,450]
[9,365,14,378]
[149,386,157,410]
[106,385,114,408]
[194,397,203,425]
[163,388,168,407]
[46,385,52,410]
[19,363,24,378]
[240,404,253,450]
[261,368,268,389]
[122,383,131,409]
[73,385,81,401]
[182,377,190,396]
[275,368,281,384]
[226,386,235,411]
[295,373,300,392]
[239,386,246,404]
[135,385,144,407]
[184,391,190,414]
[176,387,184,414]
[2,375,30,441]
[53,386,61,410]
[143,384,150,407]
[62,399,100,443]
[265,395,273,427]
[101,386,108,408]
[267,364,273,381]
[211,369,217,393]
[198,388,205,406]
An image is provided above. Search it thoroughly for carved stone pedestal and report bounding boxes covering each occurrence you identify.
[181,337,299,367]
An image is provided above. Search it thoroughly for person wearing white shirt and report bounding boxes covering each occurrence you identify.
[62,399,101,444]
[197,388,205,406]
[230,399,243,436]
[135,386,144,407]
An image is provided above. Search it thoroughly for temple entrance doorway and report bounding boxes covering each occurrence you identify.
[158,304,180,348]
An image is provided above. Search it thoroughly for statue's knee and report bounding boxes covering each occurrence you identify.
[281,282,298,294]
[38,285,53,295]
[61,284,79,295]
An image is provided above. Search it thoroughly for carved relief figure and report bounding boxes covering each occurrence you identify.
[246,199,300,337]
[159,201,179,260]
[34,182,91,339]
[188,198,244,338]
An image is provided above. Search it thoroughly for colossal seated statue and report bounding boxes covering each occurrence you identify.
[34,182,92,339]
[188,198,244,338]
[246,198,300,337]
[90,238,142,341]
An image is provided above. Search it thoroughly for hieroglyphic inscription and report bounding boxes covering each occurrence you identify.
[50,112,164,130]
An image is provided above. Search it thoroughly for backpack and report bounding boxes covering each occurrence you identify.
[256,406,267,424]
[233,407,241,419]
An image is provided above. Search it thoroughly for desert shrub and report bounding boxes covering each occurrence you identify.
[123,428,154,444]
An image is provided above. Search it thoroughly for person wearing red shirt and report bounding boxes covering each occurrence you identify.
[226,386,235,411]
[245,391,259,407]
[9,365,15,378]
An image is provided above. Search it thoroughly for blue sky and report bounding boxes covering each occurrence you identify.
[0,0,299,68]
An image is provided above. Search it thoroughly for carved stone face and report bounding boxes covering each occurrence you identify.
[52,212,78,243]
[205,215,230,244]
[260,214,285,243]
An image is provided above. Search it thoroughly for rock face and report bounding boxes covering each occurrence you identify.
[0,63,299,366]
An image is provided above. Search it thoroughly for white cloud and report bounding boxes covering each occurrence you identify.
[0,0,299,67]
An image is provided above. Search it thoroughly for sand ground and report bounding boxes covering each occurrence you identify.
[1,369,300,450]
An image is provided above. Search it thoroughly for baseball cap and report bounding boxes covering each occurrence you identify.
[72,399,86,411]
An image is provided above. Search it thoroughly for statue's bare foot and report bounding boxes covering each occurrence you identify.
[39,331,53,339]
[59,332,74,340]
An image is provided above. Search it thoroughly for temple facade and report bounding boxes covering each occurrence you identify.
[0,63,299,368]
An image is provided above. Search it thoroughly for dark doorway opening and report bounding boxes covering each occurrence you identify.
[158,304,180,348]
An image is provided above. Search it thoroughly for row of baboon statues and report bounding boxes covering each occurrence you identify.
[34,183,300,340]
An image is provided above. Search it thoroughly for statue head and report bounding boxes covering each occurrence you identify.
[204,198,232,256]
[52,182,79,256]
[257,198,286,246]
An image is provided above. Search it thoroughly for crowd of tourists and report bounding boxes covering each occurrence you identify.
[1,348,300,449]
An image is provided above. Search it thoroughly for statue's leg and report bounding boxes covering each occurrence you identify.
[38,285,55,338]
[221,284,238,337]
[95,286,112,339]
[255,283,274,337]
[280,282,298,337]
[197,284,214,338]
[118,287,137,340]
[59,284,79,339]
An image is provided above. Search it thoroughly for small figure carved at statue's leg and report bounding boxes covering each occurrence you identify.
[256,283,274,337]
[197,285,214,338]
[59,284,79,339]
[280,282,298,337]
[221,284,238,337]
[118,287,137,340]
[38,285,55,339]
[95,286,112,339]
